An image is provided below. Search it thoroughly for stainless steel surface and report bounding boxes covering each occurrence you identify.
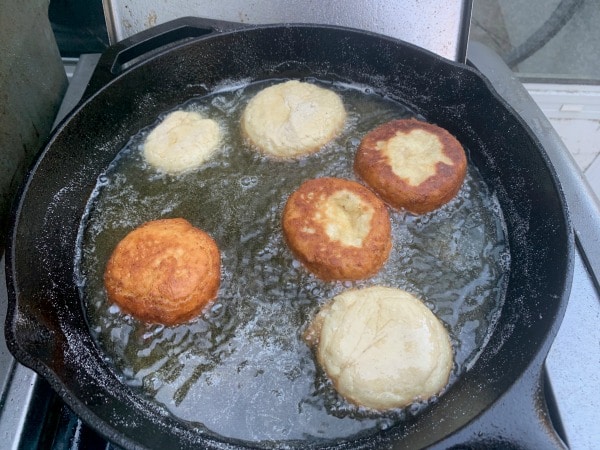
[0,254,16,405]
[0,56,102,450]
[0,0,68,252]
[102,0,472,62]
[0,1,67,442]
[1,5,598,448]
[468,41,600,450]
[53,54,102,126]
[468,41,600,287]
[0,342,38,450]
[547,256,600,449]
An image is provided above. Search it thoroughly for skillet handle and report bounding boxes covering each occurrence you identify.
[81,16,250,102]
[435,364,568,449]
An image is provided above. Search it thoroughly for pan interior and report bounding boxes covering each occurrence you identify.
[76,78,510,445]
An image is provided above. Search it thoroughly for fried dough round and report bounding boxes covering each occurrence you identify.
[104,218,220,325]
[282,177,391,281]
[241,80,346,158]
[143,110,221,174]
[355,118,467,214]
[305,286,454,410]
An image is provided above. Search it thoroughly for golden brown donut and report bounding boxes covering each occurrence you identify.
[282,177,392,281]
[354,118,467,214]
[104,218,220,325]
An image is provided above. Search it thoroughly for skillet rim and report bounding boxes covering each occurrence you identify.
[4,21,574,450]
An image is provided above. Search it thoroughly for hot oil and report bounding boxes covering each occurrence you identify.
[77,79,509,444]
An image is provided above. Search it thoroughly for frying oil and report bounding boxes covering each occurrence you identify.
[77,79,509,444]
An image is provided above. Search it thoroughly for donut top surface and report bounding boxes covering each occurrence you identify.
[308,286,454,410]
[103,218,221,325]
[241,80,346,158]
[378,128,453,186]
[316,189,375,248]
[282,177,392,281]
[143,110,221,174]
[355,118,467,214]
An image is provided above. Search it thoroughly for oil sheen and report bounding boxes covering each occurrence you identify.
[77,79,510,445]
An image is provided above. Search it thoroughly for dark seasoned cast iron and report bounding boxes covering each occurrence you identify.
[5,18,573,449]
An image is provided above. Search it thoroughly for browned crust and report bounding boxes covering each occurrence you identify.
[103,218,220,325]
[354,118,467,214]
[282,177,392,281]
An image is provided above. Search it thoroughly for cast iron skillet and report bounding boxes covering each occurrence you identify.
[5,17,573,449]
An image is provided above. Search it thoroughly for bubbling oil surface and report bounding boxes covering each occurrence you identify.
[78,79,509,445]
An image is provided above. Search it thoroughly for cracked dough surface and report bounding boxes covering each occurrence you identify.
[143,110,221,174]
[309,286,453,410]
[241,80,346,158]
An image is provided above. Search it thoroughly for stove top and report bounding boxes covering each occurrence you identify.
[2,13,599,450]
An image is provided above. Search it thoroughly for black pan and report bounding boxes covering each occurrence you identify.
[5,18,573,449]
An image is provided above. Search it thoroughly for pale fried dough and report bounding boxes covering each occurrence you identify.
[241,80,346,158]
[143,110,221,174]
[305,286,454,410]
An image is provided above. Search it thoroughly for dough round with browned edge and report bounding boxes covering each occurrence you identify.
[306,286,454,410]
[143,110,221,174]
[282,177,391,281]
[241,80,346,158]
[354,118,467,214]
[104,218,221,325]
